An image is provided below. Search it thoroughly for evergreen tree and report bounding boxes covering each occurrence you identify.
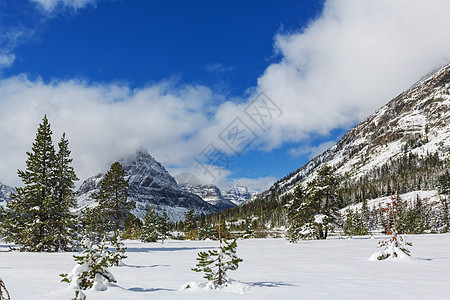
[191,217,242,287]
[1,116,78,251]
[343,208,368,237]
[49,133,79,250]
[60,238,116,291]
[184,209,198,240]
[140,205,160,243]
[92,162,135,240]
[80,206,107,242]
[308,166,341,239]
[441,196,449,233]
[243,214,254,238]
[285,186,317,242]
[373,196,412,260]
[158,209,172,242]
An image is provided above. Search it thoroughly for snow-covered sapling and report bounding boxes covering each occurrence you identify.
[372,196,412,260]
[0,278,10,300]
[191,217,243,287]
[60,238,116,291]
[110,236,127,267]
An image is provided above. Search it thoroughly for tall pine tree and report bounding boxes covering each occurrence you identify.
[1,116,78,251]
[92,162,135,240]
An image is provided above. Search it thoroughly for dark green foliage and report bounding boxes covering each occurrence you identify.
[1,116,78,251]
[110,237,127,266]
[243,215,254,238]
[285,187,317,242]
[140,205,172,243]
[439,170,450,195]
[92,162,135,239]
[80,206,107,242]
[191,219,242,287]
[441,197,449,232]
[184,209,198,240]
[122,213,143,240]
[140,205,159,242]
[343,209,368,237]
[285,166,341,241]
[197,218,217,240]
[395,195,428,234]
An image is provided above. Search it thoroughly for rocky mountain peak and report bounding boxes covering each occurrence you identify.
[77,149,219,221]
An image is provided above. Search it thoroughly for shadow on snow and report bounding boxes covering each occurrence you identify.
[126,246,215,253]
[243,281,297,288]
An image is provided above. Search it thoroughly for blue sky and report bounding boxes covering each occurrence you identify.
[1,0,450,190]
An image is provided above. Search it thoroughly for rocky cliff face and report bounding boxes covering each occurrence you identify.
[179,183,236,211]
[270,63,450,196]
[0,182,14,207]
[77,150,219,221]
[222,184,258,206]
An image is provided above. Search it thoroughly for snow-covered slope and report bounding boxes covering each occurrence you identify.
[222,184,258,206]
[77,149,219,221]
[273,63,450,195]
[0,182,14,207]
[179,183,236,211]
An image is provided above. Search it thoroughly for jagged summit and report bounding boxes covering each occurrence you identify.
[179,183,236,211]
[77,149,219,221]
[270,63,450,196]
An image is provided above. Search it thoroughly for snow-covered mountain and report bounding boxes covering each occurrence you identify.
[77,149,219,221]
[270,63,450,197]
[222,184,258,206]
[179,183,236,211]
[0,182,15,207]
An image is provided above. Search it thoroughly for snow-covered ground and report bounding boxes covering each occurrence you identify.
[1,235,450,299]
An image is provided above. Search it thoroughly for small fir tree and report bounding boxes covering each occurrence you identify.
[373,195,412,260]
[343,208,368,237]
[191,216,243,287]
[441,196,449,233]
[184,209,198,240]
[60,238,116,291]
[110,236,127,266]
[140,205,160,242]
[243,215,254,238]
[0,278,10,300]
[158,209,172,242]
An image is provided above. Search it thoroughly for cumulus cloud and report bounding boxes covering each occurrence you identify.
[289,140,337,159]
[2,0,450,190]
[0,76,217,186]
[251,0,450,150]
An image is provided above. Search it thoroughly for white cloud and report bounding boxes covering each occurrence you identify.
[230,177,277,193]
[0,76,217,187]
[0,53,15,68]
[251,0,450,150]
[3,0,450,191]
[289,140,336,159]
[204,63,237,74]
[30,0,97,13]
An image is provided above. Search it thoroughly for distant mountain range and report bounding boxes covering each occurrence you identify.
[178,183,258,210]
[0,150,258,221]
[76,150,221,221]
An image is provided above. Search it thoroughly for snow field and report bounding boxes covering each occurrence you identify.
[1,235,450,299]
